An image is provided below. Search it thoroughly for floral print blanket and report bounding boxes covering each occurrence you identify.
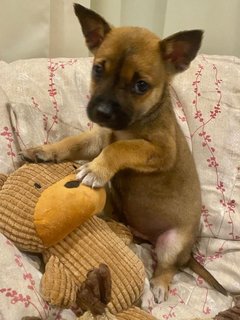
[0,55,239,319]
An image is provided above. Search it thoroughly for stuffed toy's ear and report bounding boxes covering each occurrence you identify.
[74,3,111,53]
[160,30,203,74]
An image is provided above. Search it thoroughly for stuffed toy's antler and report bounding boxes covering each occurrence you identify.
[77,264,112,316]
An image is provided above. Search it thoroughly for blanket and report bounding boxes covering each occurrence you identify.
[0,55,239,319]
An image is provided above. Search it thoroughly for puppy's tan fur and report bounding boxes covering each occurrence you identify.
[22,4,226,301]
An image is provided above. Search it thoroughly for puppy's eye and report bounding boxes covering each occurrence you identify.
[92,64,104,78]
[133,80,149,95]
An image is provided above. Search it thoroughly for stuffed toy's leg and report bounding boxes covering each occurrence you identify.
[41,255,78,307]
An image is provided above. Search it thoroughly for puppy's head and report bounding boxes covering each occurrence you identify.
[74,4,203,130]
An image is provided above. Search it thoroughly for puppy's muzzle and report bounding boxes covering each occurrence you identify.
[87,99,132,130]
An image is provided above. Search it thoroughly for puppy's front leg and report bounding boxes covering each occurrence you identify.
[77,138,176,188]
[21,127,111,163]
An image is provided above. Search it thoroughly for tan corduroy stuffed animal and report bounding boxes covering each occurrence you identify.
[0,163,155,320]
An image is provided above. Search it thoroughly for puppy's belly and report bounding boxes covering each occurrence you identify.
[111,169,201,243]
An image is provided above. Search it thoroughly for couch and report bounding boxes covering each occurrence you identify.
[0,55,239,319]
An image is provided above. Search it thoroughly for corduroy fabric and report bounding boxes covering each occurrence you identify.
[46,216,145,313]
[40,255,78,306]
[0,162,146,313]
[0,162,76,251]
[106,220,133,245]
[0,174,7,189]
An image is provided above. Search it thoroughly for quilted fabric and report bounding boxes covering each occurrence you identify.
[0,55,239,319]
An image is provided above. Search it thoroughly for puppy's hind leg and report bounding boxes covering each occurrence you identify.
[150,229,193,303]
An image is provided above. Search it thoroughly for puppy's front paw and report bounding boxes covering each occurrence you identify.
[76,161,111,188]
[20,146,57,163]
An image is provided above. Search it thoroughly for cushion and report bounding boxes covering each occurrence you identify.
[0,55,239,319]
[0,58,93,174]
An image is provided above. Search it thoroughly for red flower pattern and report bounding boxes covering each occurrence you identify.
[0,126,16,169]
[0,247,66,319]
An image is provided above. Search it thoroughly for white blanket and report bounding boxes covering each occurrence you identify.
[0,55,239,319]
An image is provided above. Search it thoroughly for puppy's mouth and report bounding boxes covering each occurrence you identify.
[87,99,133,130]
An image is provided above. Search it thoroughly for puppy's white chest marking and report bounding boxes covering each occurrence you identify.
[155,229,184,268]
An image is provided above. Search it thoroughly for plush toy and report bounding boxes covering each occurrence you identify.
[34,172,106,247]
[0,162,155,319]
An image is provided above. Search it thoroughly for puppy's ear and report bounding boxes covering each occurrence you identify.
[74,3,111,53]
[160,30,203,74]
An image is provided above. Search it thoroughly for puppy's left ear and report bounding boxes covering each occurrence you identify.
[74,3,111,53]
[160,30,203,74]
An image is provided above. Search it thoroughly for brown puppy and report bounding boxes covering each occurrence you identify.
[22,4,227,302]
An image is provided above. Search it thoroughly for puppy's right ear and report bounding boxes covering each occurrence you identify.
[160,30,203,74]
[74,3,111,53]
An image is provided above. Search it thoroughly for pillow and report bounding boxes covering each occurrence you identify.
[0,87,19,174]
[0,58,93,174]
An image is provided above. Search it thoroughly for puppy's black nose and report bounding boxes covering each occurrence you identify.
[95,103,114,121]
[87,97,132,130]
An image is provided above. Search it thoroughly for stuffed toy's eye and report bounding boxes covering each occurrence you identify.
[34,182,42,189]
